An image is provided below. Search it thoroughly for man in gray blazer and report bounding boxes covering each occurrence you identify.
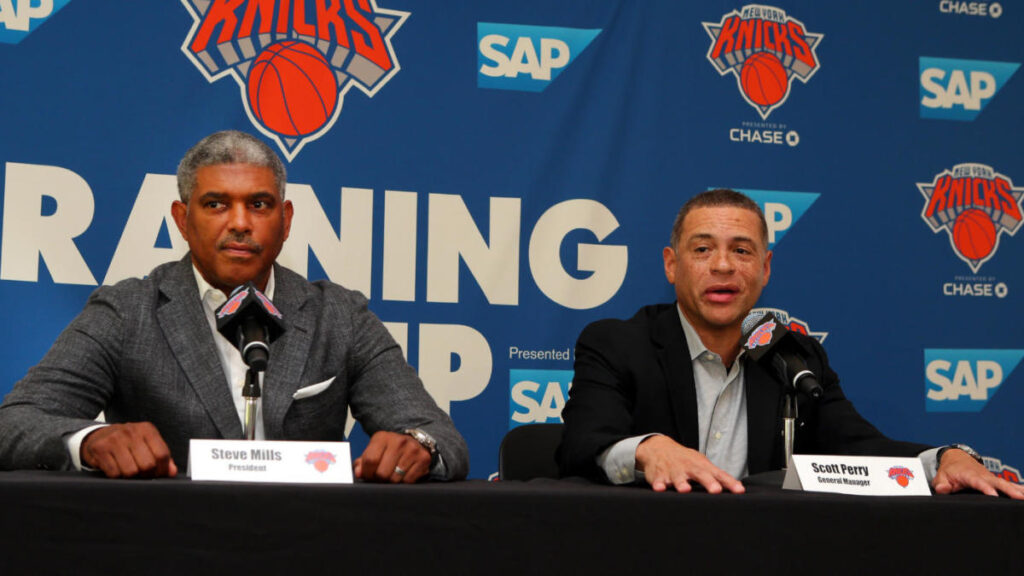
[0,130,468,481]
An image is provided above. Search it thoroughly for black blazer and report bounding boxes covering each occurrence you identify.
[558,303,930,482]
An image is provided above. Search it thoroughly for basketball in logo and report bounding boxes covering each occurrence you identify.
[740,52,789,107]
[247,41,339,138]
[953,208,997,261]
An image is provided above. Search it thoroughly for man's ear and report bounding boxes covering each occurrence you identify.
[171,200,189,242]
[663,246,677,284]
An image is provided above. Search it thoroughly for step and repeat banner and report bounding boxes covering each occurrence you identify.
[1,1,1021,480]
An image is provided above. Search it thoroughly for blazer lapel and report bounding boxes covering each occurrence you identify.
[260,265,315,440]
[650,306,700,449]
[744,356,784,474]
[156,256,242,439]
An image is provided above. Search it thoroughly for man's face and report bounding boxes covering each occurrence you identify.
[663,205,771,340]
[171,163,293,295]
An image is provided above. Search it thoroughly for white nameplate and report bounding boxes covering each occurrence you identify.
[782,454,931,496]
[188,439,353,484]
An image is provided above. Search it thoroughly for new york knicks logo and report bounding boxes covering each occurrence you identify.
[703,5,823,119]
[918,163,1024,272]
[217,287,249,319]
[748,308,828,343]
[745,321,776,350]
[887,466,914,488]
[181,0,408,161]
[305,450,337,473]
[255,290,282,319]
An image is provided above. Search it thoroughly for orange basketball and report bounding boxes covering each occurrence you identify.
[247,41,339,137]
[953,209,997,261]
[740,52,789,107]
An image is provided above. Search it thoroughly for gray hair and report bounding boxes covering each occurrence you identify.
[670,188,768,249]
[176,130,287,202]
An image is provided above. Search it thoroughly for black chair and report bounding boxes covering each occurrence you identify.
[498,423,564,481]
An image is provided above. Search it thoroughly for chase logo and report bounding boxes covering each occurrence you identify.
[181,0,408,161]
[509,369,572,428]
[478,23,601,92]
[925,349,1024,412]
[918,163,1023,272]
[0,0,70,44]
[733,189,820,248]
[920,57,1020,121]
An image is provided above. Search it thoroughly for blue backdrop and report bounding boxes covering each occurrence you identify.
[1,0,1021,480]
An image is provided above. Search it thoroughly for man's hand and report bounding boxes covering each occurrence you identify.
[635,435,744,494]
[353,431,432,483]
[81,422,177,479]
[932,448,1024,499]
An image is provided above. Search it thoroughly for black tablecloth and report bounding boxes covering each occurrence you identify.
[0,470,1021,575]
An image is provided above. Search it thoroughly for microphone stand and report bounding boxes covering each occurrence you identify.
[242,367,261,441]
[782,390,797,469]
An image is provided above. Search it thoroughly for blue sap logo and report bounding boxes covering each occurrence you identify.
[920,57,1020,121]
[733,189,820,249]
[509,369,572,427]
[478,23,601,92]
[925,349,1024,412]
[0,0,71,44]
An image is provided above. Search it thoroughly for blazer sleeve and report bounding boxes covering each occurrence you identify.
[333,287,470,480]
[799,335,933,458]
[0,286,127,471]
[558,319,638,481]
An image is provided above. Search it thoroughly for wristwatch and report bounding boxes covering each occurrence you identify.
[404,428,438,466]
[937,443,983,465]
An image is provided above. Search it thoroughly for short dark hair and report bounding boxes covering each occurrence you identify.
[176,130,287,202]
[669,188,768,249]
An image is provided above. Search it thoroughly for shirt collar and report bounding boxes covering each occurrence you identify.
[674,303,746,364]
[191,265,276,309]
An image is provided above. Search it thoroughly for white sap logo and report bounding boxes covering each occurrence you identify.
[921,69,996,111]
[0,0,52,32]
[927,360,1002,401]
[0,0,68,44]
[924,349,1024,412]
[919,57,1020,121]
[509,370,572,426]
[477,23,600,92]
[735,189,820,249]
[480,36,570,81]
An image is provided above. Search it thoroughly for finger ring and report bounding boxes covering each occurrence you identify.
[394,466,406,476]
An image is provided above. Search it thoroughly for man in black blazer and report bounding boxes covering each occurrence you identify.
[559,189,1022,498]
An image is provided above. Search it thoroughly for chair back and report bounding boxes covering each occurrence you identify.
[498,423,564,481]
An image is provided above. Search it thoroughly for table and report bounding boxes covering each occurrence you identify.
[0,471,1021,575]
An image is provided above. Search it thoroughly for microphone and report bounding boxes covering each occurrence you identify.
[215,282,285,371]
[740,311,823,399]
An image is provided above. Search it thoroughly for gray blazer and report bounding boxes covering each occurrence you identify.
[0,255,469,478]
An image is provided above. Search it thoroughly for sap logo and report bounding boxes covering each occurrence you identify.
[0,0,70,44]
[925,349,1024,412]
[478,22,601,92]
[509,369,572,427]
[920,57,1020,121]
[729,189,820,248]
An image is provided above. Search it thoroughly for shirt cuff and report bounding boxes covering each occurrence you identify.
[917,447,941,482]
[428,452,449,480]
[597,433,662,485]
[64,424,109,471]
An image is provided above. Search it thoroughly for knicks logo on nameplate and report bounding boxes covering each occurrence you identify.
[918,163,1024,272]
[181,0,408,161]
[703,5,823,119]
